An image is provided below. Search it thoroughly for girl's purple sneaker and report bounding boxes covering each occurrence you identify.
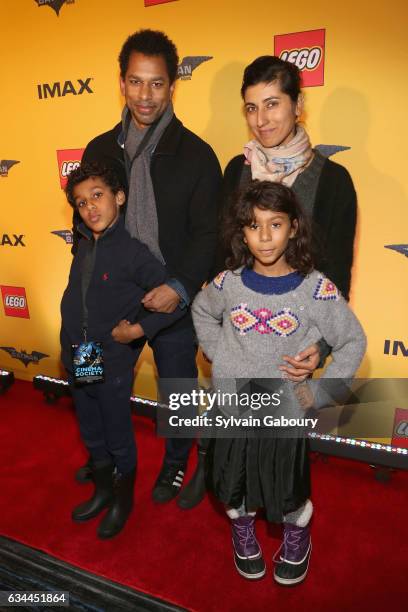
[273,523,312,585]
[231,516,266,580]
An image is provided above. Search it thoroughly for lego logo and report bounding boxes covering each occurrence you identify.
[5,295,26,308]
[61,160,80,178]
[280,47,322,71]
[395,421,408,436]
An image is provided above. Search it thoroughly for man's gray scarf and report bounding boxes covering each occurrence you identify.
[122,102,174,264]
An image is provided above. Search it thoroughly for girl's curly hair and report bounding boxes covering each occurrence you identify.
[223,180,314,275]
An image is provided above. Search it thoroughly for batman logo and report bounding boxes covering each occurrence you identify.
[385,244,408,259]
[51,230,73,244]
[0,347,49,367]
[34,0,71,16]
[315,145,351,158]
[177,56,213,80]
[0,160,20,177]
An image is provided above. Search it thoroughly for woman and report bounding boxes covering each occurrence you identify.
[225,55,356,300]
[179,55,357,511]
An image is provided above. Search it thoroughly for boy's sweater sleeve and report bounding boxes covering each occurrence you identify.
[308,276,367,408]
[139,309,184,341]
[126,239,185,340]
[191,274,226,361]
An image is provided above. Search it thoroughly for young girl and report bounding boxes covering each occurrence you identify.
[191,180,366,585]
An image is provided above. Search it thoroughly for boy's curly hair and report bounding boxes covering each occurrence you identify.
[65,162,125,208]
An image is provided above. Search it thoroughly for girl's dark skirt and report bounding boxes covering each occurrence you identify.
[206,435,311,523]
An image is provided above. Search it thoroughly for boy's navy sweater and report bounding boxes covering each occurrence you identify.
[60,215,184,378]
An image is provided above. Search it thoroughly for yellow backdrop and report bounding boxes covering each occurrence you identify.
[1,1,407,413]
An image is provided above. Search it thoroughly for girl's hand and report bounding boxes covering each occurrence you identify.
[279,343,320,382]
[111,320,144,344]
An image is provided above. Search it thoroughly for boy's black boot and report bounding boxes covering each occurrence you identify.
[177,442,207,510]
[97,468,136,539]
[75,456,93,483]
[72,461,114,522]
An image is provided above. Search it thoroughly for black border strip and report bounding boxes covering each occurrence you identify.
[0,536,187,612]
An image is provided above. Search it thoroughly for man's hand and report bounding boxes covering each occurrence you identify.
[142,284,180,313]
[112,320,144,344]
[279,343,320,382]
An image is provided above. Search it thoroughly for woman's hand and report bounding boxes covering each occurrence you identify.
[111,320,144,344]
[279,343,321,382]
[294,381,315,410]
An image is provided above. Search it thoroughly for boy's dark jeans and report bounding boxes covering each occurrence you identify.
[70,367,137,475]
[70,324,198,470]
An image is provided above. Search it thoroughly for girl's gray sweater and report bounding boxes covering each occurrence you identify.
[192,269,366,415]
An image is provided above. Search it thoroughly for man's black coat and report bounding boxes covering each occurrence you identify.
[76,115,223,302]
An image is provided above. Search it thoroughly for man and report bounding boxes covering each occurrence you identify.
[76,29,222,507]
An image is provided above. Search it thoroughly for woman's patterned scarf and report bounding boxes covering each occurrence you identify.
[244,126,313,186]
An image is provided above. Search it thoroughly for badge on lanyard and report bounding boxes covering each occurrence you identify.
[71,340,104,384]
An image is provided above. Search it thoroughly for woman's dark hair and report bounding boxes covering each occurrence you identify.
[119,29,179,83]
[224,180,314,275]
[65,162,124,208]
[241,55,301,102]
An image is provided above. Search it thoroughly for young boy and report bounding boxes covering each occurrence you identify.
[61,162,184,539]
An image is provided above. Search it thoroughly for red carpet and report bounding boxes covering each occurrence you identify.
[0,380,407,611]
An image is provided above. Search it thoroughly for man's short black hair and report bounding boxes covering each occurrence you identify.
[119,29,179,83]
[65,162,124,208]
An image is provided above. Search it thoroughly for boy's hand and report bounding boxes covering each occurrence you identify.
[279,343,320,382]
[112,320,144,344]
[142,284,180,313]
[294,381,315,410]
